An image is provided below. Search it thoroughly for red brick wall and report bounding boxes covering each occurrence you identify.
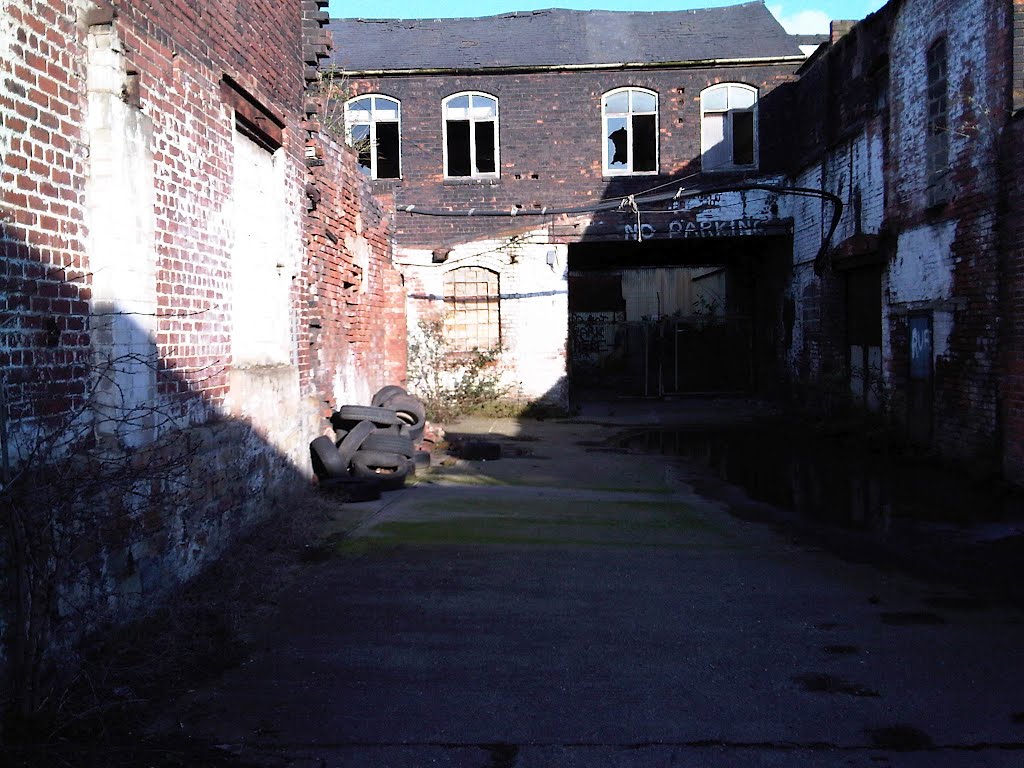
[347,64,799,249]
[2,0,308,423]
[0,0,405,685]
[1,0,91,426]
[2,0,404,436]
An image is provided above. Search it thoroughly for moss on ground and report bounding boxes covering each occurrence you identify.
[335,498,735,554]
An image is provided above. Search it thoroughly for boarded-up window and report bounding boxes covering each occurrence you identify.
[602,88,658,175]
[444,267,500,352]
[700,83,758,171]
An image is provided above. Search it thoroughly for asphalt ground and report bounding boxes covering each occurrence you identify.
[146,406,1024,767]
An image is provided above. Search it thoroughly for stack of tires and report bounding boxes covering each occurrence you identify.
[309,385,428,495]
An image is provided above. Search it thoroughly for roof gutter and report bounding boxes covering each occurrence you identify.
[331,55,808,78]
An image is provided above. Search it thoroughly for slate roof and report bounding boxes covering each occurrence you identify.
[328,3,804,73]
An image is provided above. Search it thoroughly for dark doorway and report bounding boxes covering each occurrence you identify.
[845,265,883,411]
[567,237,791,398]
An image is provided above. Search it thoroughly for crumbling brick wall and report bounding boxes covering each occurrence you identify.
[300,132,407,412]
[885,0,1009,462]
[788,0,1013,470]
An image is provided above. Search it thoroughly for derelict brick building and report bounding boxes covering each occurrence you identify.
[332,0,1024,483]
[330,3,810,404]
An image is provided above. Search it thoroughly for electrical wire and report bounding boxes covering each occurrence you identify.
[395,182,844,269]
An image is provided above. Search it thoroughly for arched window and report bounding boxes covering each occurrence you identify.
[700,83,758,171]
[602,87,658,175]
[443,267,500,352]
[443,92,499,178]
[344,94,401,179]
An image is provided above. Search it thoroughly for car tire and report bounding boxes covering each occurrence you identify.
[350,449,411,490]
[378,394,426,443]
[310,435,348,479]
[370,385,407,407]
[361,432,415,458]
[336,404,401,428]
[336,420,377,464]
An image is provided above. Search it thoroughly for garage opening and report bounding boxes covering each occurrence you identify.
[567,237,791,398]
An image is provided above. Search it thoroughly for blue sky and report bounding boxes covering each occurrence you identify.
[326,1,889,33]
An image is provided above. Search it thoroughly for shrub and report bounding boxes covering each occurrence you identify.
[406,317,509,423]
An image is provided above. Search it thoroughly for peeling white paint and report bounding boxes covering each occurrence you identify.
[85,27,159,448]
[399,230,568,403]
[888,220,957,304]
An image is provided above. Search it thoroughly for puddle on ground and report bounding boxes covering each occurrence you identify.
[879,611,946,626]
[866,724,934,751]
[823,644,860,655]
[617,425,1022,536]
[484,743,519,768]
[793,673,879,697]
[924,594,990,612]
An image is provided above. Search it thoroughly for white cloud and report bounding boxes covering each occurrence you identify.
[768,5,832,34]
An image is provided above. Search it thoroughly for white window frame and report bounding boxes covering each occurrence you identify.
[344,94,402,179]
[601,87,659,177]
[700,83,759,172]
[442,91,500,179]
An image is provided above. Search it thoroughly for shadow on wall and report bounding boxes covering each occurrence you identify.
[0,232,309,724]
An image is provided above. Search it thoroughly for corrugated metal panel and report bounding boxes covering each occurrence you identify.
[621,267,726,320]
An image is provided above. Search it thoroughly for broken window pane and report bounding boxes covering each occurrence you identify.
[348,96,372,116]
[471,95,497,118]
[602,88,658,174]
[701,112,727,169]
[633,114,656,171]
[446,120,472,176]
[350,123,372,173]
[474,121,495,174]
[443,92,500,178]
[375,100,399,121]
[732,111,754,166]
[700,83,758,171]
[344,95,401,179]
[376,121,400,178]
[606,116,628,168]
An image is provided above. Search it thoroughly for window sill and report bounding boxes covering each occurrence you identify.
[443,176,500,186]
[701,165,759,174]
[602,171,660,179]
